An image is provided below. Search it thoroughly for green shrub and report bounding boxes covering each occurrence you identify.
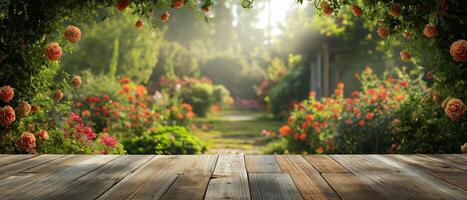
[395,94,466,153]
[181,83,213,117]
[123,126,206,154]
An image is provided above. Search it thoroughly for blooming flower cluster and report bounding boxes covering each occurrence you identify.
[277,67,425,154]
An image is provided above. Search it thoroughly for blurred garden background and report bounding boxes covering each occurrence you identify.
[0,0,466,155]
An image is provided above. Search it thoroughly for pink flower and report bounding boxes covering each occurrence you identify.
[45,42,63,61]
[100,133,118,148]
[69,112,82,122]
[444,98,465,122]
[400,50,411,62]
[358,120,365,126]
[84,126,96,140]
[64,25,81,43]
[0,86,14,102]
[0,106,16,126]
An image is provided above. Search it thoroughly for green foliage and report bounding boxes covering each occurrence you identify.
[123,126,206,154]
[181,83,213,117]
[61,15,164,83]
[395,94,467,153]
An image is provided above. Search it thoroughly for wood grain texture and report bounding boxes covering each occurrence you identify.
[205,155,250,200]
[304,155,348,173]
[245,155,281,173]
[4,155,118,200]
[0,154,36,167]
[0,154,63,180]
[0,155,91,195]
[40,155,153,200]
[371,155,466,199]
[160,155,218,200]
[275,155,340,200]
[322,173,386,200]
[387,154,467,190]
[249,173,304,200]
[419,154,467,171]
[98,155,198,200]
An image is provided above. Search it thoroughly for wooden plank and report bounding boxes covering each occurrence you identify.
[275,155,340,200]
[388,155,467,190]
[38,155,153,200]
[161,155,218,200]
[371,155,467,199]
[0,155,91,193]
[205,155,250,200]
[322,173,387,200]
[304,155,348,173]
[332,155,457,199]
[245,155,281,173]
[4,155,119,200]
[0,154,63,180]
[419,154,467,171]
[0,154,36,167]
[249,173,304,200]
[98,155,198,200]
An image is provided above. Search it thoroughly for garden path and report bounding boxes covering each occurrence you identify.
[195,111,281,155]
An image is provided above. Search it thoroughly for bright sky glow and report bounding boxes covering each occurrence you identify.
[255,0,309,36]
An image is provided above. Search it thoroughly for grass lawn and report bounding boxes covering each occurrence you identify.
[193,110,282,154]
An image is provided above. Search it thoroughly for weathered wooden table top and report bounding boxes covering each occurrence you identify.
[0,154,466,200]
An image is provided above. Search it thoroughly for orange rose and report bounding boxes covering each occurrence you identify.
[172,0,184,9]
[37,130,49,140]
[320,1,333,16]
[161,11,171,23]
[17,101,31,116]
[449,39,467,62]
[0,85,14,102]
[400,50,411,62]
[461,143,467,154]
[423,24,438,38]
[116,0,129,11]
[351,5,362,17]
[336,82,344,89]
[53,90,63,101]
[82,109,91,117]
[45,42,63,61]
[444,98,465,122]
[64,25,81,43]
[202,6,210,13]
[389,4,401,17]
[377,28,389,39]
[71,75,81,88]
[279,125,291,136]
[135,20,144,29]
[18,132,36,152]
[0,106,16,125]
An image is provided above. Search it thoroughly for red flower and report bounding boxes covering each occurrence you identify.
[0,86,14,102]
[202,6,210,13]
[351,5,362,17]
[37,130,49,140]
[119,77,130,85]
[135,20,144,29]
[399,81,409,87]
[353,108,360,114]
[161,11,171,23]
[0,106,16,125]
[305,114,314,122]
[389,4,401,17]
[298,133,307,140]
[116,0,129,11]
[450,39,467,62]
[319,1,333,16]
[315,146,324,154]
[358,120,365,126]
[279,125,291,136]
[82,110,91,118]
[334,89,343,96]
[54,90,63,101]
[377,28,389,39]
[365,112,375,120]
[100,133,117,148]
[172,0,184,9]
[17,101,31,116]
[84,127,96,140]
[345,118,352,125]
[400,50,411,62]
[45,42,63,61]
[103,95,110,101]
[351,91,360,98]
[301,121,309,129]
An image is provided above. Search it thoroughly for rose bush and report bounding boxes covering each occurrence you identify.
[274,67,426,154]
